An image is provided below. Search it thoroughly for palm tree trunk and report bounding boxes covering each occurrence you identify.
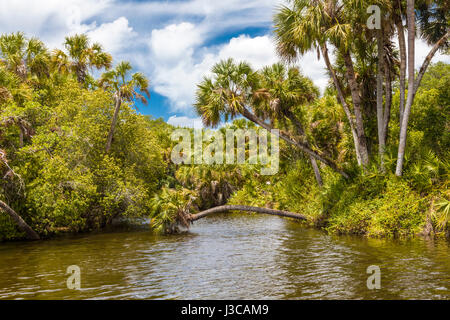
[383,60,392,148]
[241,107,350,179]
[320,44,362,166]
[310,156,323,186]
[105,95,122,153]
[342,50,370,167]
[413,31,450,97]
[0,200,40,240]
[396,0,416,176]
[376,30,385,172]
[395,16,407,130]
[188,205,307,222]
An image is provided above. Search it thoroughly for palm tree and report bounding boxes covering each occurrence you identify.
[195,58,350,179]
[0,32,50,81]
[273,0,372,167]
[176,164,244,208]
[99,61,150,153]
[255,63,323,186]
[149,187,195,234]
[53,34,112,84]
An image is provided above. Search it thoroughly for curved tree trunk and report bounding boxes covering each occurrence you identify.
[413,30,450,98]
[241,107,350,179]
[105,95,122,153]
[0,200,40,240]
[188,205,307,222]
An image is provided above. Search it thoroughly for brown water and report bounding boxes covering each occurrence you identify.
[0,214,449,300]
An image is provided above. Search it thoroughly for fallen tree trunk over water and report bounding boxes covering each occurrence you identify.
[0,200,40,240]
[188,205,307,223]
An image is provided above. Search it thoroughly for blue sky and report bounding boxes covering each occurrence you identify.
[1,0,448,128]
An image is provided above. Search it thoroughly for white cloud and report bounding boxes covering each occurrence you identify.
[150,22,204,63]
[87,17,137,55]
[216,35,278,70]
[149,27,280,113]
[2,0,448,121]
[167,115,204,129]
[0,0,112,49]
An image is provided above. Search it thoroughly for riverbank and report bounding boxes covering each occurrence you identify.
[228,167,449,239]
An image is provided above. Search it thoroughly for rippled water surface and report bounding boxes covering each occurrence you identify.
[0,214,449,299]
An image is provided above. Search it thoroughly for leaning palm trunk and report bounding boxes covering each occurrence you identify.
[309,156,323,186]
[241,107,350,179]
[376,30,386,172]
[188,205,307,223]
[320,44,363,166]
[413,31,450,98]
[105,95,122,153]
[342,50,370,167]
[0,200,40,240]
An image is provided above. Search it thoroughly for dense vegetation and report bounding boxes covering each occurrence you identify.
[0,0,449,241]
[0,33,173,240]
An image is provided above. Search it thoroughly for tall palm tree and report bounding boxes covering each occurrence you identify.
[255,63,323,186]
[273,0,372,167]
[99,61,150,153]
[195,58,350,179]
[53,34,112,84]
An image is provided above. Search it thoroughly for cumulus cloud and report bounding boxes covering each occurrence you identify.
[216,35,278,69]
[150,23,204,63]
[2,0,448,121]
[87,17,137,55]
[0,0,112,49]
[149,26,281,112]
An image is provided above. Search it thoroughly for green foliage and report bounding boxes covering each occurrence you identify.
[149,187,195,234]
[0,33,168,240]
[1,28,448,241]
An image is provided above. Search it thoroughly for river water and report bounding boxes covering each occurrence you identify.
[0,213,449,300]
